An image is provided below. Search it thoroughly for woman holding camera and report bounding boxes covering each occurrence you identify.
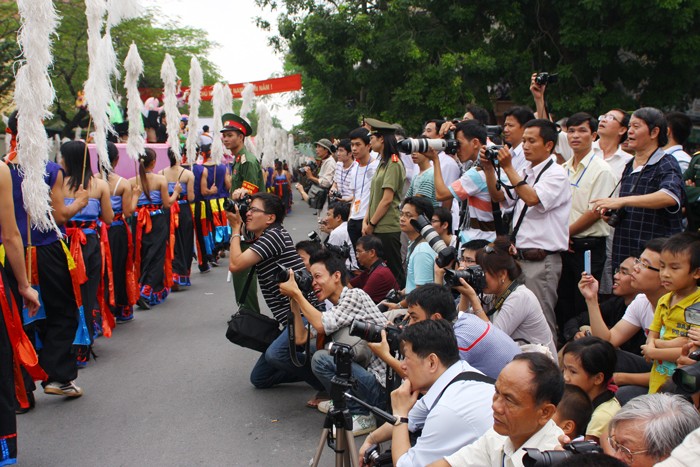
[456,236,557,358]
[161,149,195,289]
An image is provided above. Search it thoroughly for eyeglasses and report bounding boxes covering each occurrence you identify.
[634,257,660,272]
[399,211,416,219]
[614,267,631,276]
[607,435,648,463]
[430,218,441,224]
[248,207,270,215]
[598,114,623,125]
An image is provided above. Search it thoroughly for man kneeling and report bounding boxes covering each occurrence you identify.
[361,320,495,467]
[280,250,388,436]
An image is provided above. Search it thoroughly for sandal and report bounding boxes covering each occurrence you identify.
[306,391,330,408]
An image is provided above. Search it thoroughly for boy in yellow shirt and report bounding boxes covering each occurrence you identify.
[642,232,700,393]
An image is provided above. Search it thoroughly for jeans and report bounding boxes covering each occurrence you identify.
[249,326,324,391]
[311,350,387,416]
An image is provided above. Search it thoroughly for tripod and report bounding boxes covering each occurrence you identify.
[310,374,360,467]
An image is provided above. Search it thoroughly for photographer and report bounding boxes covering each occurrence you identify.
[360,320,495,467]
[481,119,571,341]
[592,107,684,271]
[349,235,399,305]
[430,353,565,467]
[227,192,324,392]
[320,201,358,271]
[305,138,337,192]
[401,197,438,293]
[279,250,388,436]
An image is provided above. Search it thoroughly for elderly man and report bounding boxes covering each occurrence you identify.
[605,393,700,466]
[429,352,565,467]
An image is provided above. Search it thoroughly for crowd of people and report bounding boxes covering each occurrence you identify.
[3,70,700,466]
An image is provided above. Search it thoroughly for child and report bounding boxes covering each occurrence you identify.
[553,384,594,442]
[642,232,700,393]
[562,336,619,442]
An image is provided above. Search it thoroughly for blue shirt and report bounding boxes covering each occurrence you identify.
[399,360,494,467]
[405,240,436,293]
[453,313,520,379]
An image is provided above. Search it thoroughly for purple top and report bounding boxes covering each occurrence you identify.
[8,161,64,246]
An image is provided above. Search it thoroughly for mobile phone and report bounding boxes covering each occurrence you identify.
[584,250,591,275]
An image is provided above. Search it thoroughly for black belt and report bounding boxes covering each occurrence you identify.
[517,248,559,262]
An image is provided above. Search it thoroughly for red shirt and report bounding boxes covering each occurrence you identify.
[350,262,399,304]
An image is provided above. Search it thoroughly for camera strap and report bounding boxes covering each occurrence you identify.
[286,308,311,368]
[239,265,256,304]
[488,279,521,317]
[509,158,554,244]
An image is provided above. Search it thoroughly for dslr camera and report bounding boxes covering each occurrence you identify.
[443,266,486,293]
[605,208,626,228]
[410,214,458,268]
[377,289,402,312]
[328,190,342,203]
[522,440,602,466]
[274,262,313,295]
[307,231,352,260]
[484,145,504,166]
[222,193,252,218]
[535,72,559,86]
[350,319,402,354]
[362,444,393,467]
[397,130,459,156]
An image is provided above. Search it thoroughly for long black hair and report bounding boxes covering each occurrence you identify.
[138,147,157,201]
[378,133,400,166]
[60,140,92,191]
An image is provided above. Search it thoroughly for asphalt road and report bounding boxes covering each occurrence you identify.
[19,193,360,466]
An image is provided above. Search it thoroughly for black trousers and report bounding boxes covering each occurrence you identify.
[173,203,195,277]
[375,231,405,289]
[555,236,606,340]
[347,219,363,250]
[108,223,129,307]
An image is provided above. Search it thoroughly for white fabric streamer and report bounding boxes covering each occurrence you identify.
[124,43,144,162]
[161,54,181,160]
[185,57,203,166]
[210,83,225,165]
[14,0,60,233]
[239,83,255,120]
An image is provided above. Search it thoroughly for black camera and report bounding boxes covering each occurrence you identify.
[363,444,393,467]
[377,289,403,312]
[605,208,626,228]
[326,242,352,260]
[397,133,459,156]
[443,265,486,293]
[522,441,602,467]
[484,145,504,166]
[410,214,458,268]
[307,160,318,172]
[274,262,314,294]
[350,319,402,346]
[327,341,354,380]
[329,190,342,202]
[222,193,252,218]
[308,231,322,242]
[535,72,559,86]
[486,125,503,140]
[673,359,700,395]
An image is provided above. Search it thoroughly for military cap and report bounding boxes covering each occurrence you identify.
[221,113,253,136]
[364,117,398,135]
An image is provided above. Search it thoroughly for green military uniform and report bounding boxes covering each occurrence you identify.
[230,147,263,195]
[684,151,700,231]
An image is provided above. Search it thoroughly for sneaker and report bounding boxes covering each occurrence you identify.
[317,400,334,414]
[351,414,376,437]
[44,381,83,397]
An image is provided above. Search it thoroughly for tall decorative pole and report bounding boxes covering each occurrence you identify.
[13,0,60,234]
[185,57,203,166]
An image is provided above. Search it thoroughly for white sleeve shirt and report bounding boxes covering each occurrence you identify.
[621,293,654,334]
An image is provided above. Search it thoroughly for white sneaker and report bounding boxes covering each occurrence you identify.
[317,400,333,414]
[351,414,376,437]
[44,380,83,397]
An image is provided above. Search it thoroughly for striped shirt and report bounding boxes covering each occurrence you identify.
[406,167,439,206]
[334,161,356,198]
[249,224,316,325]
[450,167,498,241]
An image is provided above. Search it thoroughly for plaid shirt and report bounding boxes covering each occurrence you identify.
[322,287,388,386]
[612,149,685,268]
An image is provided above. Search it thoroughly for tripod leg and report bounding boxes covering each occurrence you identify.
[345,428,360,467]
[310,428,331,467]
[335,428,346,467]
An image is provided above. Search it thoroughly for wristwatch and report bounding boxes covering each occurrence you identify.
[394,416,409,426]
[368,220,377,228]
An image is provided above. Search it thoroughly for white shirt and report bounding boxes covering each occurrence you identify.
[666,144,691,173]
[503,156,572,251]
[327,221,358,270]
[438,151,462,229]
[593,141,633,183]
[621,293,654,334]
[334,161,356,198]
[445,419,564,467]
[317,156,337,188]
[348,159,379,220]
[397,360,494,467]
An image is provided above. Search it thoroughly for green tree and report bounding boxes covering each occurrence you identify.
[0,1,221,125]
[258,0,700,140]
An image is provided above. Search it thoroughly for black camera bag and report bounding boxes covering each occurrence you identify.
[307,183,328,210]
[226,266,281,352]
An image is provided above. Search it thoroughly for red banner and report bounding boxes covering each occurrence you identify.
[139,74,302,102]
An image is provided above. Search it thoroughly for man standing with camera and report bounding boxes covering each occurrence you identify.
[279,250,388,436]
[222,113,263,313]
[482,119,571,341]
[321,201,358,270]
[360,320,495,467]
[227,192,324,392]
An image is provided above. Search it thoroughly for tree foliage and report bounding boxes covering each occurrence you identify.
[0,1,221,125]
[257,0,700,140]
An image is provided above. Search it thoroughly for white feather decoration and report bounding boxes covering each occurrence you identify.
[210,83,225,165]
[160,54,181,160]
[107,0,142,28]
[124,43,144,162]
[256,102,273,165]
[14,0,60,233]
[222,83,233,116]
[239,83,256,120]
[84,0,112,172]
[185,57,203,165]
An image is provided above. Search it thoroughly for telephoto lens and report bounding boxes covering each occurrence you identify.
[410,215,448,253]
